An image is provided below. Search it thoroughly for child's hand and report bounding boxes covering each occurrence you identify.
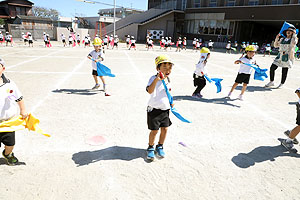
[171,103,174,108]
[20,111,28,119]
[276,33,281,39]
[235,60,242,64]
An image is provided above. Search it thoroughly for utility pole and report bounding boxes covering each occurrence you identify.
[113,0,116,37]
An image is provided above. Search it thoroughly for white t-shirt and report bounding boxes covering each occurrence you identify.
[183,40,186,45]
[104,38,108,43]
[265,46,271,51]
[126,38,130,43]
[0,34,3,39]
[161,39,166,44]
[5,35,11,40]
[22,34,26,40]
[61,35,65,40]
[147,75,171,110]
[238,56,256,74]
[208,42,213,47]
[131,39,136,44]
[28,35,33,41]
[226,43,231,48]
[43,35,47,41]
[196,42,200,48]
[114,38,119,43]
[178,40,182,45]
[0,75,23,121]
[69,36,73,42]
[88,50,104,70]
[76,35,80,40]
[193,41,196,45]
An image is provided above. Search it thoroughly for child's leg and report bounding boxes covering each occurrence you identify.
[240,83,247,95]
[270,64,278,82]
[148,130,158,146]
[99,76,106,85]
[4,145,14,156]
[281,67,289,84]
[229,82,239,93]
[93,75,98,84]
[289,125,300,139]
[158,127,168,145]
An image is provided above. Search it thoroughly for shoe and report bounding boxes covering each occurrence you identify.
[225,92,232,99]
[2,150,18,165]
[146,147,155,161]
[277,83,284,89]
[238,94,243,101]
[192,93,202,99]
[281,139,298,153]
[265,81,274,87]
[92,84,100,90]
[155,145,165,158]
[105,93,111,96]
[284,130,299,145]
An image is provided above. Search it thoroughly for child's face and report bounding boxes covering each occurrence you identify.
[94,45,101,51]
[286,30,294,38]
[246,51,255,58]
[158,62,173,77]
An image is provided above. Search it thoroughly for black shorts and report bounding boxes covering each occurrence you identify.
[126,42,129,45]
[104,42,108,45]
[29,40,33,44]
[193,44,196,47]
[6,40,11,43]
[235,73,251,84]
[69,41,72,45]
[296,103,300,125]
[85,42,89,46]
[114,43,118,46]
[62,39,66,43]
[147,107,172,130]
[44,41,48,45]
[24,39,28,42]
[131,43,135,47]
[165,44,169,48]
[92,69,98,76]
[0,38,3,41]
[0,131,15,147]
[77,40,80,43]
[193,74,206,87]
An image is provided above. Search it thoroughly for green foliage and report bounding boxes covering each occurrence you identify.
[32,6,60,20]
[0,18,5,25]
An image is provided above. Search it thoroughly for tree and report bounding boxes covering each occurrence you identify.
[32,6,60,20]
[0,18,5,25]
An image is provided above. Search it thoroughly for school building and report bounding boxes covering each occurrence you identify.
[107,0,300,44]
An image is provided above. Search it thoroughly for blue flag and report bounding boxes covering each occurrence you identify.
[96,62,116,77]
[280,21,299,38]
[203,74,223,93]
[161,79,191,123]
[242,63,268,81]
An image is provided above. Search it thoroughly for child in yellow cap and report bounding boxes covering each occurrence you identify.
[226,45,258,100]
[0,58,28,165]
[192,47,210,98]
[87,38,110,96]
[146,55,174,161]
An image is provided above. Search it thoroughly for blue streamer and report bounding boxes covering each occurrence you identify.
[279,21,299,38]
[242,63,268,81]
[161,79,191,123]
[204,74,223,93]
[96,62,116,77]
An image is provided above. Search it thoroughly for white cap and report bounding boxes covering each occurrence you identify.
[0,57,5,66]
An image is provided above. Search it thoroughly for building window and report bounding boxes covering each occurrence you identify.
[271,0,283,4]
[209,0,217,7]
[226,0,235,6]
[182,0,187,9]
[194,0,201,8]
[186,19,235,36]
[248,0,259,5]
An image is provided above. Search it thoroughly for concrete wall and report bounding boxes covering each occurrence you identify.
[114,23,139,42]
[138,12,175,42]
[56,27,89,41]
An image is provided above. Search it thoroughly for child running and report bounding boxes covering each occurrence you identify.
[226,45,257,100]
[61,33,66,47]
[281,88,300,153]
[126,35,130,48]
[87,38,110,96]
[192,47,211,98]
[0,57,28,165]
[146,55,174,161]
[27,32,33,47]
[5,32,12,47]
[76,33,81,46]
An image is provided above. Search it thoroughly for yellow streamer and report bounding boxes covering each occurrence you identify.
[0,113,50,137]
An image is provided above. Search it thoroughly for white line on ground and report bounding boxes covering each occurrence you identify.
[31,58,88,113]
[6,49,67,69]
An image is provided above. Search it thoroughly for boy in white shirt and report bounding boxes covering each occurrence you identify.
[0,31,3,46]
[5,32,12,47]
[0,58,27,165]
[104,35,109,49]
[147,39,153,50]
[129,36,136,50]
[160,37,166,49]
[226,45,257,100]
[263,44,271,57]
[76,33,81,46]
[146,55,174,161]
[208,40,214,50]
[226,41,231,54]
[87,38,110,96]
[176,37,182,52]
[113,35,119,49]
[192,47,210,98]
[183,37,187,50]
[68,35,73,47]
[192,38,197,50]
[43,32,48,47]
[282,88,300,153]
[126,35,130,48]
[61,33,66,47]
[27,32,33,47]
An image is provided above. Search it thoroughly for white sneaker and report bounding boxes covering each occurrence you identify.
[238,94,243,101]
[265,81,274,87]
[277,83,284,89]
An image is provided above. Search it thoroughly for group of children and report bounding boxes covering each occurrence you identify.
[22,32,34,47]
[0,31,13,47]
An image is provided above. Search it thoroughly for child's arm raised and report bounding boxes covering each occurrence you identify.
[146,75,162,94]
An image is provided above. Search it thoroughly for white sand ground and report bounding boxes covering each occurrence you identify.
[0,41,300,200]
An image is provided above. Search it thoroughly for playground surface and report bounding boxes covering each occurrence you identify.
[1,41,300,200]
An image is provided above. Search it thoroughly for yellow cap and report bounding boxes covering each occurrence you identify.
[93,38,102,46]
[200,47,210,54]
[245,45,256,52]
[155,55,174,67]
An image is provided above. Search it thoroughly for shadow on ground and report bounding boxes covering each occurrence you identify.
[288,102,298,105]
[235,86,273,92]
[72,146,147,166]
[52,89,104,96]
[232,138,300,168]
[173,95,240,108]
[0,158,26,166]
